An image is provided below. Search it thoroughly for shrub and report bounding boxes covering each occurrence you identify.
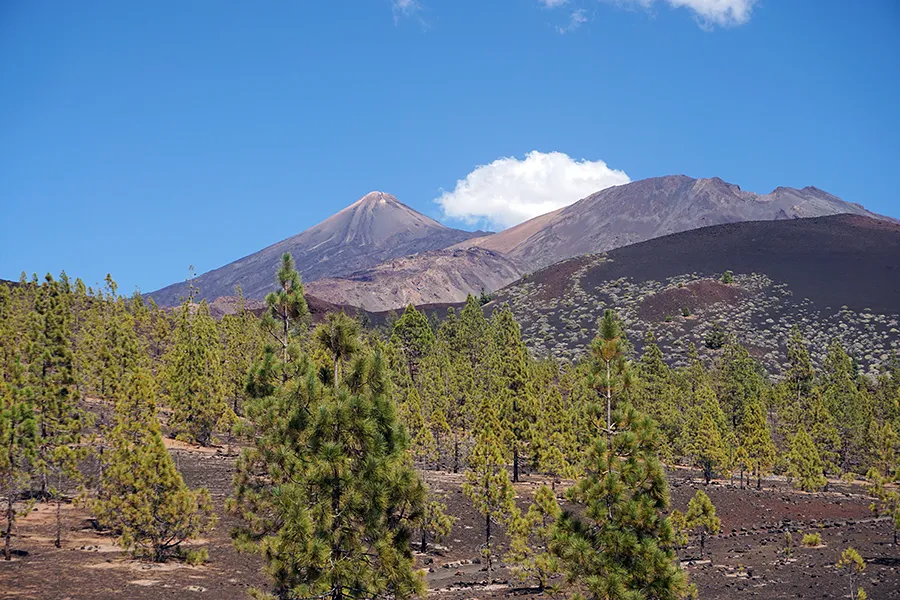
[682,306,691,317]
[721,270,734,284]
[705,323,727,349]
[802,532,822,547]
[183,548,208,566]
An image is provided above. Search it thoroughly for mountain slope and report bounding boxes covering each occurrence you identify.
[491,214,900,374]
[458,175,891,273]
[148,192,488,306]
[305,247,522,312]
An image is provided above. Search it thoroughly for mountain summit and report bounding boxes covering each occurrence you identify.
[456,175,890,272]
[147,191,488,306]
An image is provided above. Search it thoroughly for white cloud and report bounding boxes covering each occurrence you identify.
[392,0,421,24]
[557,8,588,33]
[539,0,570,7]
[617,0,758,27]
[435,151,630,230]
[392,0,420,15]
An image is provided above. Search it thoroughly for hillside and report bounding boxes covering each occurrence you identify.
[458,175,892,273]
[305,247,522,312]
[490,214,900,374]
[147,192,489,306]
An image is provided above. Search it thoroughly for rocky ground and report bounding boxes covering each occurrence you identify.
[2,440,897,600]
[497,266,900,378]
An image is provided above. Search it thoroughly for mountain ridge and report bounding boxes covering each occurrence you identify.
[455,175,893,273]
[147,191,490,306]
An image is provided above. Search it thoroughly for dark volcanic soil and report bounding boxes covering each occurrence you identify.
[2,442,897,600]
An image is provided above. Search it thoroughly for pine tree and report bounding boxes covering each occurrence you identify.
[634,331,681,459]
[685,489,721,558]
[220,287,263,416]
[685,388,729,484]
[419,495,456,554]
[739,399,777,489]
[669,509,689,552]
[808,392,841,476]
[508,484,561,591]
[787,427,827,492]
[315,311,361,386]
[1,360,37,561]
[866,467,900,546]
[820,339,870,470]
[786,325,815,406]
[29,274,85,548]
[262,253,309,368]
[93,368,215,561]
[391,304,435,384]
[400,387,437,464]
[716,342,766,430]
[551,404,690,600]
[488,304,532,482]
[463,395,519,572]
[230,346,427,600]
[588,310,632,437]
[866,420,898,478]
[165,296,228,446]
[835,548,867,600]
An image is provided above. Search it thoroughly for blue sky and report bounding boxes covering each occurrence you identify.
[1,0,898,294]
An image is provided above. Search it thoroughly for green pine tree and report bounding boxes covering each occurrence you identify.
[551,404,690,600]
[866,467,900,546]
[488,304,533,482]
[588,309,632,438]
[507,484,562,591]
[219,286,264,416]
[230,345,427,600]
[1,360,37,560]
[391,304,435,384]
[684,387,729,484]
[463,395,519,572]
[787,426,827,492]
[262,253,309,368]
[165,295,228,446]
[835,548,867,600]
[315,312,361,387]
[739,399,777,489]
[28,274,85,548]
[685,489,721,558]
[93,368,215,561]
[419,494,456,553]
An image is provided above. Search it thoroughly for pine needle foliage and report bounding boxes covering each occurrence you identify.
[230,346,427,600]
[685,490,720,558]
[551,404,690,600]
[0,360,37,561]
[166,294,228,446]
[93,368,215,561]
[787,426,827,492]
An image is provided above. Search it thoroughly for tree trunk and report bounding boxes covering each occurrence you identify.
[453,437,459,474]
[757,470,762,490]
[4,483,12,561]
[485,514,492,572]
[421,529,427,554]
[700,530,706,557]
[54,472,62,549]
[513,446,519,483]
